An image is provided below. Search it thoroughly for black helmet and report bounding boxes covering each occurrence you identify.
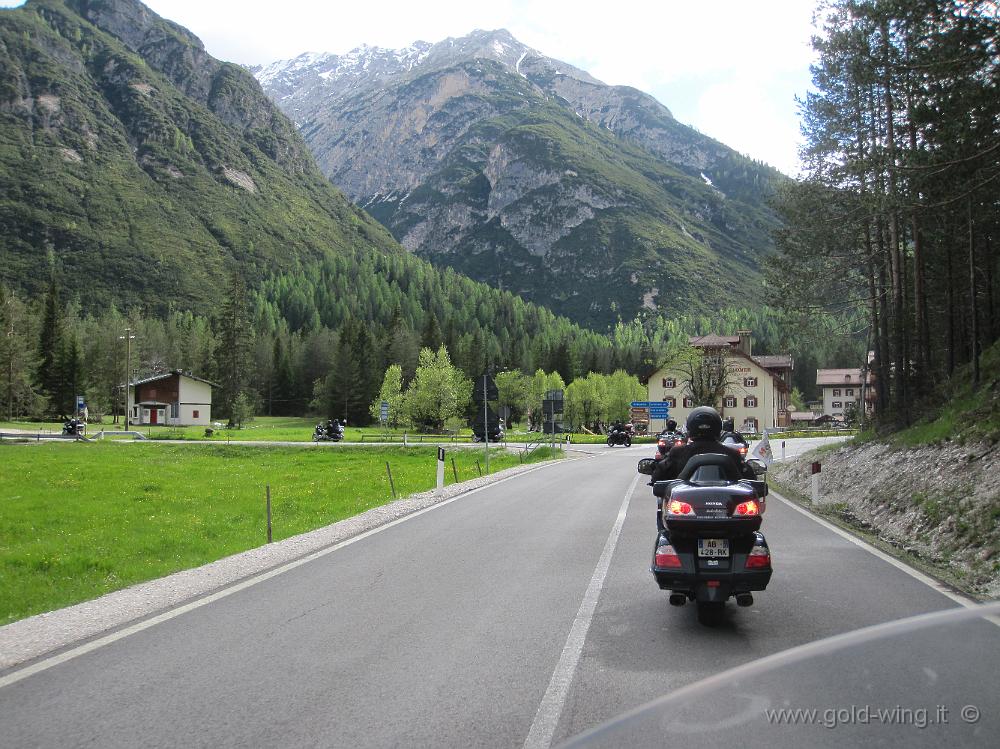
[666,419,677,432]
[722,417,735,433]
[686,406,723,441]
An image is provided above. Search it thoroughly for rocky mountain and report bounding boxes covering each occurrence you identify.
[0,0,402,313]
[255,29,785,328]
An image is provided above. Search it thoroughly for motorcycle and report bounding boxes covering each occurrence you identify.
[312,420,345,442]
[607,425,632,447]
[472,423,505,442]
[638,453,772,625]
[62,419,86,436]
[655,430,686,459]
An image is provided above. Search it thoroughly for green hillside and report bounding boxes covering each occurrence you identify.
[0,0,399,313]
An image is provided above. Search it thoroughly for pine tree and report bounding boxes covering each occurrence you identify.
[215,271,255,423]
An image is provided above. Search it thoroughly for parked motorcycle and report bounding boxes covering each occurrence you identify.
[312,419,345,442]
[638,454,772,625]
[472,422,505,442]
[607,424,632,447]
[62,419,86,436]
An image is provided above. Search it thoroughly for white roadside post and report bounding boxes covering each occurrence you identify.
[437,447,445,491]
[811,461,822,503]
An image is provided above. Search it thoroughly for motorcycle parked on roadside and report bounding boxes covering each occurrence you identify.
[312,419,345,442]
[638,453,772,625]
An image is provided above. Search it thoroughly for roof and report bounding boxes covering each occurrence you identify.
[130,369,219,388]
[688,334,741,348]
[753,354,793,370]
[817,368,864,385]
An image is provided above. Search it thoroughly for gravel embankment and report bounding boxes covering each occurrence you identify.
[771,440,1000,599]
[0,458,567,671]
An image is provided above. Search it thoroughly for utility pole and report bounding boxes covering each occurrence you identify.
[119,328,135,430]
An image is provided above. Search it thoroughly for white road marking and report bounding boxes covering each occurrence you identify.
[0,464,551,690]
[523,473,639,749]
[770,488,999,624]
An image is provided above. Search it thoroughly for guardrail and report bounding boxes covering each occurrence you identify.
[0,432,91,442]
[358,433,468,443]
[95,431,148,440]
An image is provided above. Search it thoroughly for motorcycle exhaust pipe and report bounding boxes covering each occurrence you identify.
[735,593,754,607]
[668,593,687,607]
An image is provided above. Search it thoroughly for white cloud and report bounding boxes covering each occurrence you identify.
[5,0,817,172]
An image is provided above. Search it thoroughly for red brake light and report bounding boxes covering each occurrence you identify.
[655,543,682,568]
[745,546,771,569]
[734,500,760,516]
[667,500,694,515]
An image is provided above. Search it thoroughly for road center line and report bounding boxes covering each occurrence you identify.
[523,473,639,749]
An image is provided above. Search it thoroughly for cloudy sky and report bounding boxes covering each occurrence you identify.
[1,0,819,174]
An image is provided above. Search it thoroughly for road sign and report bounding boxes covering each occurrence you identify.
[380,400,389,422]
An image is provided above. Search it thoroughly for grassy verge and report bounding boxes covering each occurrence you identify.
[0,442,561,625]
[0,417,661,445]
[769,476,983,600]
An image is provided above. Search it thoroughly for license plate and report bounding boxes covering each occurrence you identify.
[698,538,730,558]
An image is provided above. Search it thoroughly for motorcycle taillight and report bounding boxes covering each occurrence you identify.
[734,500,760,516]
[655,543,682,568]
[745,545,771,569]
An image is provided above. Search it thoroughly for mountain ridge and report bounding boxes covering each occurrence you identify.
[255,28,783,327]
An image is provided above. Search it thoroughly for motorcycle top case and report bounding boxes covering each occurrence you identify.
[657,481,764,537]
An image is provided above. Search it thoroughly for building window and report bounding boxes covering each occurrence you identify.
[662,377,676,388]
[742,418,758,433]
[683,397,694,408]
[743,376,757,388]
[832,401,842,408]
[724,396,737,408]
[845,389,854,396]
[663,397,676,408]
[744,396,758,408]
[845,374,852,381]
[832,389,841,397]
[170,402,179,419]
[193,410,200,419]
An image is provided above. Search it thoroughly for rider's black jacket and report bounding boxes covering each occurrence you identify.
[651,438,756,483]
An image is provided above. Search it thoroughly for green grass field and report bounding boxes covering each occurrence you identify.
[0,441,561,626]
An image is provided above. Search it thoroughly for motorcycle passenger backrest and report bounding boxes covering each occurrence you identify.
[678,453,741,483]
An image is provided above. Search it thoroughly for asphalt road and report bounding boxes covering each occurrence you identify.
[1,438,996,748]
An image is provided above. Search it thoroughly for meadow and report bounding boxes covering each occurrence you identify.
[0,441,560,625]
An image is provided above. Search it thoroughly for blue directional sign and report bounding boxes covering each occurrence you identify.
[631,401,670,417]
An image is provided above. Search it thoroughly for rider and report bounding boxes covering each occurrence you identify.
[721,417,748,447]
[651,406,755,483]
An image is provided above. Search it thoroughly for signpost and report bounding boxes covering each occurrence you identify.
[474,374,498,473]
[544,389,564,448]
[379,400,389,426]
[631,401,670,428]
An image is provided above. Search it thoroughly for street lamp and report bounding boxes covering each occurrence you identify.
[119,328,135,430]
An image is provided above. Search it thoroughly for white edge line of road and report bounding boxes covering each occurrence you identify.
[769,487,999,623]
[0,462,555,691]
[523,472,640,749]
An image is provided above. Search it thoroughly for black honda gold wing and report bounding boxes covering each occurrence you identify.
[637,454,773,625]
